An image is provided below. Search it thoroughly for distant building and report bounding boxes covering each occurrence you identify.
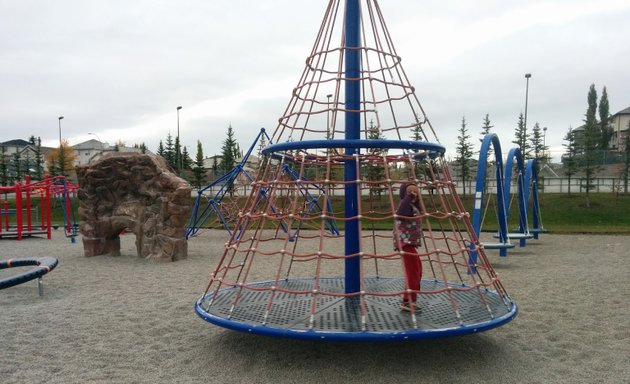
[611,107,630,152]
[72,140,149,167]
[569,106,630,153]
[0,137,151,182]
[0,139,54,180]
[72,139,111,167]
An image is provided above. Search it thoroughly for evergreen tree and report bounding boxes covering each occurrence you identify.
[212,157,218,179]
[365,120,387,196]
[139,142,148,154]
[257,133,267,157]
[562,127,579,195]
[529,122,547,164]
[479,113,494,158]
[512,113,530,158]
[164,133,176,169]
[157,140,165,157]
[480,113,493,137]
[410,123,423,141]
[11,148,22,181]
[581,84,601,207]
[221,125,240,196]
[221,125,239,173]
[454,116,474,197]
[174,136,182,171]
[193,141,206,188]
[598,86,612,150]
[23,152,31,179]
[34,137,43,180]
[48,158,58,179]
[181,146,193,170]
[622,121,630,194]
[0,146,8,185]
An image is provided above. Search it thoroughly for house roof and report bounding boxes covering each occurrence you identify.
[613,107,630,116]
[1,139,32,147]
[72,139,109,150]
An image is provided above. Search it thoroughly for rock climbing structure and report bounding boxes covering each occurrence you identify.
[77,152,191,262]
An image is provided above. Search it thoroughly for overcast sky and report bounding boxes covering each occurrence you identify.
[1,0,629,161]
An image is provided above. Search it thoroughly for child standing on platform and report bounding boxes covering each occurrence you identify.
[393,182,423,312]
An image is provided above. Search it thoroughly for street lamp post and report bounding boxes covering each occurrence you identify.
[524,73,532,141]
[326,94,332,139]
[58,116,65,177]
[177,106,183,171]
[542,126,547,193]
[543,126,547,161]
[58,116,64,147]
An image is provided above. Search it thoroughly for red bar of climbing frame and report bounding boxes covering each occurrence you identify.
[15,182,22,240]
[4,199,8,231]
[26,176,32,232]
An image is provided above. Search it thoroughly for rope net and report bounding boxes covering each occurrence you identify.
[197,0,515,339]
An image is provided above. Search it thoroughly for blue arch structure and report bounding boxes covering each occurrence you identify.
[524,159,547,239]
[470,134,512,265]
[0,257,58,294]
[502,148,534,253]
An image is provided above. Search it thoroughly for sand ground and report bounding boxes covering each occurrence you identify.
[1,231,629,384]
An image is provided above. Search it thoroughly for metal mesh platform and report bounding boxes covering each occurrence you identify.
[195,277,517,341]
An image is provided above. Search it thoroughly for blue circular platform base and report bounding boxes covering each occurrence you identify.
[0,257,58,290]
[195,277,517,341]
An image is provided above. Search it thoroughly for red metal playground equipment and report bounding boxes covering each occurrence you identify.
[0,175,78,241]
[195,0,517,341]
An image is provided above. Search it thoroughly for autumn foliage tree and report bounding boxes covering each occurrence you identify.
[46,139,77,178]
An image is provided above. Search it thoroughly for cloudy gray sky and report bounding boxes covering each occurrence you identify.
[2,0,629,161]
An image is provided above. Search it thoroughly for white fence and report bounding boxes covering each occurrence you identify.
[194,177,628,197]
[451,177,626,194]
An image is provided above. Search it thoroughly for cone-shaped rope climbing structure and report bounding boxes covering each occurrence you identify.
[195,0,517,341]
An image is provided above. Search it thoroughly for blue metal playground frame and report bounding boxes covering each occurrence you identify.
[470,134,512,264]
[503,147,534,251]
[186,128,340,240]
[524,158,547,239]
[471,136,548,259]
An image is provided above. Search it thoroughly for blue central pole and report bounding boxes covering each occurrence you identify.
[344,0,361,294]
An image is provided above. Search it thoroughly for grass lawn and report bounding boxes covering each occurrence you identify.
[185,192,630,235]
[8,191,624,235]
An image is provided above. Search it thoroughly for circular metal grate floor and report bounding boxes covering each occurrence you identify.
[195,277,517,341]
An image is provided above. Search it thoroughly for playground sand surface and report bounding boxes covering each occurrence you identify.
[1,232,628,384]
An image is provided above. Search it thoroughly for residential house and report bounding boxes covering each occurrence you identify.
[0,139,54,181]
[611,107,630,152]
[71,140,148,167]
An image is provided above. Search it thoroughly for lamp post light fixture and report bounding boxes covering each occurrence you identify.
[177,106,183,171]
[58,116,64,147]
